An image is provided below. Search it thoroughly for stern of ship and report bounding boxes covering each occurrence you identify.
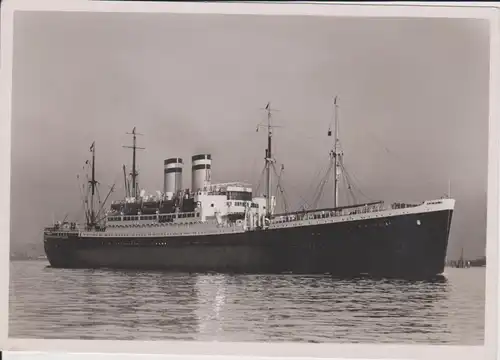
[43,226,81,268]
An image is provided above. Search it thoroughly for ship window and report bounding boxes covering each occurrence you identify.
[227,191,252,201]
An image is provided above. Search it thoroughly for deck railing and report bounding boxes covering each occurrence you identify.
[45,201,423,236]
[271,201,420,225]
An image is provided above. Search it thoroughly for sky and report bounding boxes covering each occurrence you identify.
[9,11,490,259]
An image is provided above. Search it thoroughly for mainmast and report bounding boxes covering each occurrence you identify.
[123,127,145,199]
[265,102,273,216]
[89,141,97,225]
[256,102,277,217]
[329,96,341,208]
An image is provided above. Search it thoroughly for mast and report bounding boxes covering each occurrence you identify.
[265,102,272,216]
[89,141,97,225]
[329,96,341,208]
[123,127,145,200]
[256,102,277,217]
[123,164,129,198]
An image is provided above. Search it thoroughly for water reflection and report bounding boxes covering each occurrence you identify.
[9,261,484,344]
[194,274,228,338]
[189,274,452,342]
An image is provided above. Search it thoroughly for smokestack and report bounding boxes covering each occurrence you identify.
[164,158,183,196]
[191,154,212,192]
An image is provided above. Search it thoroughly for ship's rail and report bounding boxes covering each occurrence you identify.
[271,201,420,224]
[44,224,80,232]
[391,202,421,210]
[45,228,245,238]
[44,230,80,236]
[107,211,198,222]
[80,227,245,238]
[271,202,382,224]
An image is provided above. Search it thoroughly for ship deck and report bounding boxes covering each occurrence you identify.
[43,198,454,239]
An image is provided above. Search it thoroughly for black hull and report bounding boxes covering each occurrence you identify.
[44,209,453,279]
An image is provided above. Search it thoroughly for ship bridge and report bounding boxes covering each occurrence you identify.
[196,182,253,196]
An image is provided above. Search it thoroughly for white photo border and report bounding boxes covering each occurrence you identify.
[1,1,498,360]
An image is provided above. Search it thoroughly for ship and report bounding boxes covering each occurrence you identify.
[449,248,472,268]
[43,100,455,279]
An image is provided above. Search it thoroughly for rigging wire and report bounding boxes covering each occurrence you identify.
[339,160,374,203]
[76,152,123,227]
[272,163,289,214]
[77,173,89,224]
[279,177,311,212]
[301,153,333,201]
[254,164,267,196]
[310,161,333,210]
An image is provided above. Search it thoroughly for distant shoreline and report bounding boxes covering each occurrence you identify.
[10,257,47,261]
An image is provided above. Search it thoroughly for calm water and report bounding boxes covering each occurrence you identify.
[9,260,485,344]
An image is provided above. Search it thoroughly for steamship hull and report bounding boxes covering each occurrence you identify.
[44,208,453,279]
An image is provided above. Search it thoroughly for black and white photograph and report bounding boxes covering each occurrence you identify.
[1,1,498,359]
